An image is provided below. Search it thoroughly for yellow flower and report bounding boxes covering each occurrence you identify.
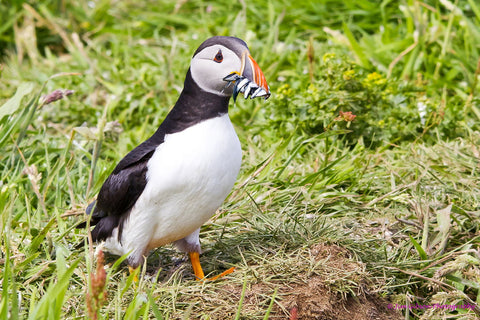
[307,84,320,101]
[343,69,355,80]
[307,83,317,93]
[322,53,336,63]
[276,84,293,98]
[80,21,91,29]
[367,72,382,81]
[364,72,387,86]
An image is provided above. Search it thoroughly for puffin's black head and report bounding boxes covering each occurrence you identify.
[190,36,270,101]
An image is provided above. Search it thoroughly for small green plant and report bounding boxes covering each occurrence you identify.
[257,53,473,148]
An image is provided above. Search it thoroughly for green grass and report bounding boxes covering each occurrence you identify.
[1,0,480,319]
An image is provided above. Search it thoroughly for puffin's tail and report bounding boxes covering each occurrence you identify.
[86,200,97,216]
[74,200,98,249]
[76,200,98,229]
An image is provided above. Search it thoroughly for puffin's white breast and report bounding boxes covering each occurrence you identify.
[109,113,241,255]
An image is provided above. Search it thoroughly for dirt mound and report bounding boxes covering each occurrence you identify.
[281,244,401,320]
[282,275,400,320]
[222,244,402,320]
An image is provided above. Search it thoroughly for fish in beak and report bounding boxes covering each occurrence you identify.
[223,51,270,102]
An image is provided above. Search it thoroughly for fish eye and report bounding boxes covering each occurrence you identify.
[214,49,223,63]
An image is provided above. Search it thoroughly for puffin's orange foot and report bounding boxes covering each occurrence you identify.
[206,266,235,281]
[128,266,139,282]
[188,252,235,281]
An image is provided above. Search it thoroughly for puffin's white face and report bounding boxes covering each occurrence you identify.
[190,44,242,96]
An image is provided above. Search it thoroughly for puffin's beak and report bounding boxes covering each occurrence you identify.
[223,51,270,101]
[243,54,270,96]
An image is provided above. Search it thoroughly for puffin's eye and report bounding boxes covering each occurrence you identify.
[213,50,223,63]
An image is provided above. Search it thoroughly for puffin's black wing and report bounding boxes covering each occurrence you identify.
[82,133,165,242]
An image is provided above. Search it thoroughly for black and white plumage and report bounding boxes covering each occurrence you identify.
[82,36,270,276]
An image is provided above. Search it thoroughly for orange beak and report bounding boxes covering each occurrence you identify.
[223,51,270,101]
[246,54,270,98]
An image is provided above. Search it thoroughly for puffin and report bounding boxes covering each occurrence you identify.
[81,36,270,280]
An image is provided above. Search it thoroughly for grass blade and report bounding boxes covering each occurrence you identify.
[234,278,248,320]
[0,82,34,119]
[342,22,371,69]
[263,288,278,320]
[409,235,428,260]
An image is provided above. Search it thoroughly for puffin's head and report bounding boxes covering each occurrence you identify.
[190,36,270,101]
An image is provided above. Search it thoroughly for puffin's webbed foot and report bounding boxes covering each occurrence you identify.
[188,252,235,281]
[128,265,139,282]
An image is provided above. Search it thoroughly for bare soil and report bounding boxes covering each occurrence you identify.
[223,244,402,320]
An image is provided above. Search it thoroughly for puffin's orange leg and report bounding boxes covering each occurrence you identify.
[188,252,235,281]
[128,266,139,282]
[189,252,205,280]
